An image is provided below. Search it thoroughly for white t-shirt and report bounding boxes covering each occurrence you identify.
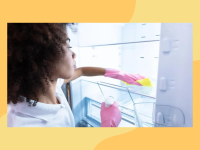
[7,78,75,127]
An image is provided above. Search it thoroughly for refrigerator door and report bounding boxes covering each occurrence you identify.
[154,23,193,127]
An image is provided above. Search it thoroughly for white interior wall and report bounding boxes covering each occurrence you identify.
[78,23,123,46]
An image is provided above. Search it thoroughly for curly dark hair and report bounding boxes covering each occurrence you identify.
[8,23,71,106]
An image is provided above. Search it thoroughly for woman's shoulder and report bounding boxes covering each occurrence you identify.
[7,99,63,127]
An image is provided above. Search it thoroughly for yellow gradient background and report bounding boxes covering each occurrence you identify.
[0,0,199,149]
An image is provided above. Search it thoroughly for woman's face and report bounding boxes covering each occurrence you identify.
[55,38,76,80]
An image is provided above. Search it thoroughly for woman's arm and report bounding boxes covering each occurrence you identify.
[63,67,105,84]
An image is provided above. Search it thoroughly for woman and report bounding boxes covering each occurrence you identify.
[7,23,144,127]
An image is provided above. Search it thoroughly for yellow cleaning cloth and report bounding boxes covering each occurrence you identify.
[123,78,154,87]
[136,78,154,87]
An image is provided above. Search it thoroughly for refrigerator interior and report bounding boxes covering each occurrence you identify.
[63,23,161,127]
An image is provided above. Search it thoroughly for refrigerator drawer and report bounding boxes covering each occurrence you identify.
[70,79,156,127]
[83,98,136,127]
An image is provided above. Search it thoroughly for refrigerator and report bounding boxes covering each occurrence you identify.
[62,23,193,127]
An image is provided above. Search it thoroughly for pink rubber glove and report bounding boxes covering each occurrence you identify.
[100,101,121,127]
[104,68,145,86]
